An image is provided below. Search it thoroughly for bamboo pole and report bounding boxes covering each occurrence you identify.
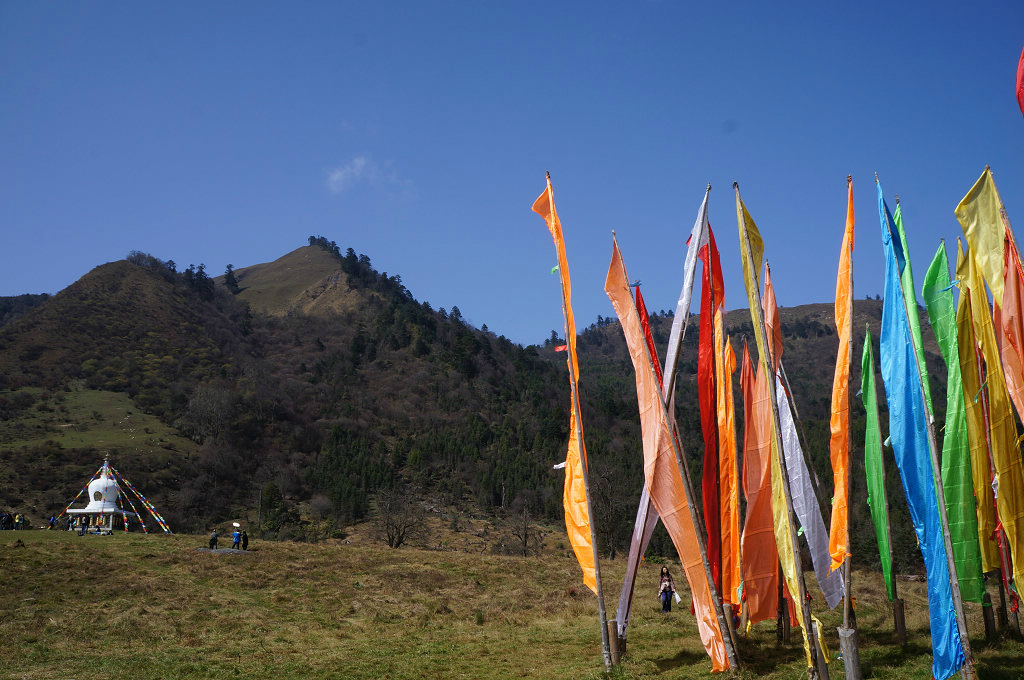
[613,233,741,670]
[735,182,826,680]
[547,172,612,672]
[881,186,976,680]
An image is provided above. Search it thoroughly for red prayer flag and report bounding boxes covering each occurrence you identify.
[1017,45,1024,119]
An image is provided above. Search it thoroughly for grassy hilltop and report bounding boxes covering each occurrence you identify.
[2,529,1023,680]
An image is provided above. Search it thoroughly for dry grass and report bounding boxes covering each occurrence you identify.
[1,530,1022,679]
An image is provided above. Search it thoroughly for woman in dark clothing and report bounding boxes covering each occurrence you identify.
[241,531,248,550]
[658,566,676,613]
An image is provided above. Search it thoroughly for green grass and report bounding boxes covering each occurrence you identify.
[0,385,195,453]
[2,530,1022,679]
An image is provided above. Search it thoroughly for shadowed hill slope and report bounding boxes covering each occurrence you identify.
[0,241,946,573]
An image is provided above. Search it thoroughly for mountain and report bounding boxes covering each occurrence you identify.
[0,239,944,573]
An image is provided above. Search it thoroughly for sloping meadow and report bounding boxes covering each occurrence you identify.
[2,530,1022,679]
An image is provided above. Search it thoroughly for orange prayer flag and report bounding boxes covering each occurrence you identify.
[762,264,783,372]
[716,321,741,604]
[532,177,595,594]
[827,178,854,571]
[605,238,729,671]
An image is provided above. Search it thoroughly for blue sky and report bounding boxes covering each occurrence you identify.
[2,2,1022,345]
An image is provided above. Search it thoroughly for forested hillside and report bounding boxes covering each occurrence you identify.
[0,238,947,572]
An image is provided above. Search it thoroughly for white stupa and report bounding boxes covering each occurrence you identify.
[66,458,138,534]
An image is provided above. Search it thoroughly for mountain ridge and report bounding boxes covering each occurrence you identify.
[0,239,937,571]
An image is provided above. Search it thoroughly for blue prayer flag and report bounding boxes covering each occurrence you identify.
[877,181,964,680]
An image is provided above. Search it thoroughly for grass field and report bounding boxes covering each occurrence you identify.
[2,530,1022,680]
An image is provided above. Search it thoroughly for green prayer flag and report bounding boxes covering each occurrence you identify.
[893,204,934,413]
[862,328,895,601]
[922,242,985,603]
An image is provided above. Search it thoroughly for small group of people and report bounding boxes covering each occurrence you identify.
[209,528,249,550]
[0,512,26,530]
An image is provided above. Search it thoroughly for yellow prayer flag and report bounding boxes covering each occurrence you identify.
[955,241,1001,572]
[956,167,1006,304]
[960,238,1024,587]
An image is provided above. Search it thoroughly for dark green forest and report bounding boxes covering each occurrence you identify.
[0,237,943,574]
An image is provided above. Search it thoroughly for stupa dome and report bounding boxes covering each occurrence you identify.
[83,467,119,513]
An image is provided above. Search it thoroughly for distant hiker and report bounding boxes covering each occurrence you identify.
[209,529,218,549]
[241,531,248,550]
[658,566,676,613]
[231,530,241,549]
[48,515,56,530]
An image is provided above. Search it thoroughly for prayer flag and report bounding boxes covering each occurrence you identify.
[923,242,985,603]
[878,181,964,680]
[717,328,740,605]
[956,167,1005,304]
[617,187,710,641]
[959,236,1024,587]
[861,329,895,600]
[532,178,595,593]
[776,374,845,609]
[664,187,711,393]
[1017,45,1024,120]
[606,238,729,671]
[736,191,818,666]
[740,341,779,623]
[763,265,783,372]
[635,286,663,387]
[698,227,724,587]
[893,203,933,412]
[954,242,1000,572]
[827,178,854,572]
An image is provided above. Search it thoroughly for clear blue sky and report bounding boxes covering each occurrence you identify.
[2,2,1022,345]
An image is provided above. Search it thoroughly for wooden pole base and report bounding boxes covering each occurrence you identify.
[607,619,621,665]
[983,592,997,642]
[810,619,830,680]
[894,598,907,647]
[998,575,1009,630]
[838,626,862,680]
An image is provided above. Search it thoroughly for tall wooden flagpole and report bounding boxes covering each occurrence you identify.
[734,182,828,680]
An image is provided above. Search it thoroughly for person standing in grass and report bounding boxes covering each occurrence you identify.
[209,529,218,549]
[658,566,676,613]
[241,530,248,550]
[231,529,241,549]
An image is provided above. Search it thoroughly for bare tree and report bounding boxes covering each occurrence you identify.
[374,487,424,549]
[506,495,541,557]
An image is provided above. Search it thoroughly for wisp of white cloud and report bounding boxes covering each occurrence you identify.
[326,155,411,196]
[327,156,370,194]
